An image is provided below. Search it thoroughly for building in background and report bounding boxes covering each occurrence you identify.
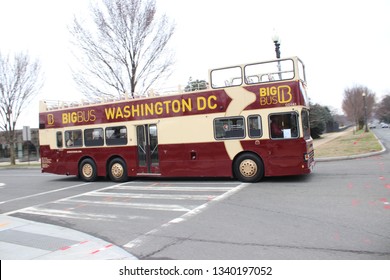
[0,128,39,162]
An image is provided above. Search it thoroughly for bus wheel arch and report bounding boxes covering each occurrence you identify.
[107,157,128,182]
[233,152,264,182]
[79,157,98,182]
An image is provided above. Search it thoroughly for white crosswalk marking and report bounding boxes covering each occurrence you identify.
[113,185,234,192]
[65,199,192,212]
[9,181,249,253]
[18,208,120,221]
[124,182,250,249]
[13,181,239,221]
[87,191,217,200]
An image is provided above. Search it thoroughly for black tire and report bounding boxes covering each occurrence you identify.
[108,158,128,182]
[79,158,98,182]
[233,153,264,182]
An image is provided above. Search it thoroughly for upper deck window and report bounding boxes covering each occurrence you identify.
[245,59,294,84]
[211,66,242,89]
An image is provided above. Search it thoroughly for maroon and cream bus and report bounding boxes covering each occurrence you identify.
[39,56,314,183]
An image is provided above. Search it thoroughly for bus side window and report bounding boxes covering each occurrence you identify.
[301,109,311,140]
[269,113,299,139]
[214,117,245,139]
[65,130,83,147]
[106,126,128,146]
[65,131,72,147]
[248,115,262,138]
[84,128,104,147]
[56,131,63,148]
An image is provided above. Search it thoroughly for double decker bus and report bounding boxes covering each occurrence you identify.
[39,56,314,183]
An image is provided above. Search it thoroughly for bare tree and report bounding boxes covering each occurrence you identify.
[69,0,175,99]
[0,52,43,165]
[376,93,390,123]
[342,85,375,130]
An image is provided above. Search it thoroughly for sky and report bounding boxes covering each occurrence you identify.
[0,0,389,129]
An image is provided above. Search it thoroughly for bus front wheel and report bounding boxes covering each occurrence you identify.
[79,158,98,182]
[233,153,264,182]
[108,158,128,182]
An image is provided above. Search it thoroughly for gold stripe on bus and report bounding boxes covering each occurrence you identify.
[223,87,256,160]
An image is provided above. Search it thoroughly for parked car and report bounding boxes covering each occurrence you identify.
[381,123,389,128]
[369,123,376,129]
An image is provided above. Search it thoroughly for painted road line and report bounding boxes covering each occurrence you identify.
[85,191,218,201]
[1,181,154,216]
[124,182,251,249]
[0,183,91,205]
[16,207,120,221]
[2,182,124,216]
[113,185,235,192]
[0,173,57,177]
[65,199,192,212]
[90,244,113,255]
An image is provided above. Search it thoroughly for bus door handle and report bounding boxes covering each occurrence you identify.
[190,150,197,160]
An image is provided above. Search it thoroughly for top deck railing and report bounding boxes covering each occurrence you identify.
[40,81,214,112]
[40,57,304,112]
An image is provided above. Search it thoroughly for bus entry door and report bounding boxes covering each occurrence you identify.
[136,124,160,174]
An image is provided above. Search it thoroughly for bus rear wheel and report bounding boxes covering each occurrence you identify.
[233,153,264,182]
[79,158,98,182]
[108,158,128,182]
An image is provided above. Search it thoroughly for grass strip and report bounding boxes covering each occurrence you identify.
[315,130,382,158]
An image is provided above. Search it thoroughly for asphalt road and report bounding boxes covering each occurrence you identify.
[1,128,389,259]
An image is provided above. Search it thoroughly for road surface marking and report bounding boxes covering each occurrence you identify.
[86,191,217,201]
[66,199,192,212]
[0,183,91,205]
[124,182,251,249]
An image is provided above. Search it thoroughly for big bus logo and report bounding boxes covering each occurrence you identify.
[259,85,292,106]
[47,114,55,125]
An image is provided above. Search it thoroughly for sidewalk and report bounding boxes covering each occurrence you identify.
[0,160,138,260]
[0,159,40,167]
[0,215,137,260]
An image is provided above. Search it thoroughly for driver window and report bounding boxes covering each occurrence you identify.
[269,113,299,139]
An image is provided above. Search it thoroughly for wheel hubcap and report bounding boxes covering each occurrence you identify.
[239,159,257,178]
[111,163,124,179]
[82,164,93,178]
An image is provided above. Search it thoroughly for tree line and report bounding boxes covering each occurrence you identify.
[310,85,390,139]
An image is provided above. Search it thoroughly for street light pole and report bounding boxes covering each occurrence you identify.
[272,33,281,59]
[272,32,281,79]
[362,92,369,132]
